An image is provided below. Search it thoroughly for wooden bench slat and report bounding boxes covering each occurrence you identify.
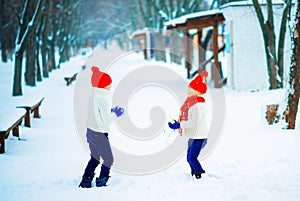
[0,97,45,153]
[0,110,26,131]
[16,97,45,110]
[16,97,45,127]
[0,110,26,153]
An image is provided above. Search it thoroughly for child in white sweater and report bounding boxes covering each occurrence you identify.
[79,66,124,188]
[169,71,209,179]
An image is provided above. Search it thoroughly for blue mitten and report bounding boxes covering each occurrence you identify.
[111,106,125,117]
[168,120,180,130]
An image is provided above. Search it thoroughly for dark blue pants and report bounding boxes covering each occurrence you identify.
[84,128,114,178]
[187,138,207,174]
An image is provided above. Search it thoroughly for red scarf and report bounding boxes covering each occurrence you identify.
[178,96,205,122]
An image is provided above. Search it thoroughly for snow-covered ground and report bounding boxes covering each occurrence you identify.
[0,51,299,201]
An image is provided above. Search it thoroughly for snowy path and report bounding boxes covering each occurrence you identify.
[0,53,300,201]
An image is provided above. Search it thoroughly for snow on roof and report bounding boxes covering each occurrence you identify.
[164,9,223,27]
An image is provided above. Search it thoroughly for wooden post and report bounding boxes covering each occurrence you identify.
[12,126,20,137]
[185,29,191,78]
[33,107,40,118]
[213,22,221,88]
[197,29,205,73]
[0,132,5,153]
[24,108,31,127]
[146,31,152,60]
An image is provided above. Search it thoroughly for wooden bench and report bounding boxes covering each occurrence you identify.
[64,72,78,86]
[0,110,26,153]
[16,97,45,127]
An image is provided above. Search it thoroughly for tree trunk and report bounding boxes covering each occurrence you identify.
[36,44,42,82]
[284,0,300,129]
[48,1,57,71]
[58,14,70,65]
[265,40,279,89]
[13,52,24,96]
[48,36,56,71]
[198,29,206,73]
[266,9,279,89]
[252,0,290,89]
[185,30,192,78]
[41,35,49,78]
[25,31,37,86]
[0,0,8,63]
[277,2,291,88]
[41,11,49,78]
[0,31,8,63]
[59,44,68,64]
[36,13,42,82]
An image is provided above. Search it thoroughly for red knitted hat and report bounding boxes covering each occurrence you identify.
[189,70,208,94]
[91,66,112,88]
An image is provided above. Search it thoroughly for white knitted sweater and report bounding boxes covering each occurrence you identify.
[86,88,114,133]
[180,102,209,139]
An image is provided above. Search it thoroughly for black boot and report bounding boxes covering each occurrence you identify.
[96,165,110,187]
[194,173,202,179]
[96,176,109,187]
[79,173,94,188]
[194,170,205,179]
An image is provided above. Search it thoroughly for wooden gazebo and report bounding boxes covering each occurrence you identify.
[164,10,225,88]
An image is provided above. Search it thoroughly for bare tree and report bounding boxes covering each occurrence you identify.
[12,0,42,96]
[75,0,134,49]
[39,0,50,78]
[137,0,208,29]
[252,0,292,89]
[284,0,300,129]
[35,7,44,82]
[57,0,81,66]
[47,0,58,71]
[25,0,42,86]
